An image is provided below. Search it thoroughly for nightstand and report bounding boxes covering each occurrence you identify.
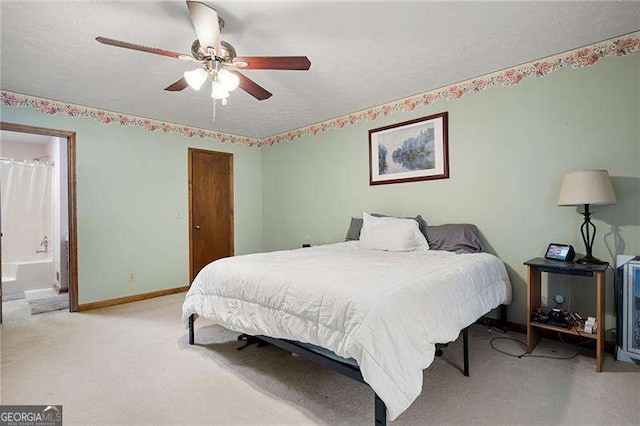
[524,257,608,372]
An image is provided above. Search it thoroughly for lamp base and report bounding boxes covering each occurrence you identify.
[576,254,608,265]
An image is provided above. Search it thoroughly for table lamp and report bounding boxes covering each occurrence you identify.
[558,170,617,264]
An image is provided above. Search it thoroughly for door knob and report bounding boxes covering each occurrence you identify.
[195,225,201,230]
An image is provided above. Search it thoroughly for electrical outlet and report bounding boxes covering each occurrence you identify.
[128,273,136,282]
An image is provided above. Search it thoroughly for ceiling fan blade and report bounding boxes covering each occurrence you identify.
[186,1,221,54]
[231,71,272,100]
[164,78,189,92]
[233,56,311,70]
[95,37,190,60]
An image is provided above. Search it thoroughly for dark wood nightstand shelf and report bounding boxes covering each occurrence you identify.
[524,257,608,372]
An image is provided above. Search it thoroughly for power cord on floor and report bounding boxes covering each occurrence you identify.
[490,336,582,360]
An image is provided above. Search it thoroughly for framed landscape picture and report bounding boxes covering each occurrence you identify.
[368,112,449,185]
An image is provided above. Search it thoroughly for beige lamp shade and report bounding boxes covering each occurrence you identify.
[558,170,617,206]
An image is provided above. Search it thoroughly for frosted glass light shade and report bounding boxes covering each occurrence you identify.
[184,68,208,90]
[211,81,230,99]
[218,69,239,91]
[558,170,617,206]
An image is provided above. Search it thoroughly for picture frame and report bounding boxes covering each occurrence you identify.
[368,112,449,185]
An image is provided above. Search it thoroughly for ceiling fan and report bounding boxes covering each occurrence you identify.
[96,1,311,119]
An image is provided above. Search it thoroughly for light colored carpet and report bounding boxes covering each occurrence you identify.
[1,292,639,425]
[1,298,31,320]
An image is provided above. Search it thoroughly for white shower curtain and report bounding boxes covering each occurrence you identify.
[1,160,53,262]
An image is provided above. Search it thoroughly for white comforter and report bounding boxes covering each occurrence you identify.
[182,242,511,420]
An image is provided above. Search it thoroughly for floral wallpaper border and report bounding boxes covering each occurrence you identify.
[261,30,639,146]
[0,91,261,147]
[2,31,638,148]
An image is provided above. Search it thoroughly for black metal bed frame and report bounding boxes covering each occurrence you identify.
[188,305,507,425]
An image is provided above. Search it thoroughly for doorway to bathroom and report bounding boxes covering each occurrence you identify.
[0,122,78,323]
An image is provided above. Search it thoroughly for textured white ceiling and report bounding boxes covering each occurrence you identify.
[1,1,639,139]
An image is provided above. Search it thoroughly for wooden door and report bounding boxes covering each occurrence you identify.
[189,148,234,283]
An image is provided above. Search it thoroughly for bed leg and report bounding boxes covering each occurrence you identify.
[499,304,508,332]
[463,327,469,377]
[188,314,195,345]
[374,393,387,426]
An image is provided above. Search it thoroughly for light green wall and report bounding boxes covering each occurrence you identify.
[2,54,637,327]
[261,54,640,326]
[0,107,263,304]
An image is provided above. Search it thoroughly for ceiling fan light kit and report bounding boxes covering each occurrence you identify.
[216,69,239,92]
[95,0,311,121]
[211,81,229,100]
[184,68,208,90]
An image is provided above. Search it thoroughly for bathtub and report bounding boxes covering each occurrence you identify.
[2,259,55,295]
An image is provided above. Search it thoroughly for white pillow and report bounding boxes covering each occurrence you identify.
[360,212,430,252]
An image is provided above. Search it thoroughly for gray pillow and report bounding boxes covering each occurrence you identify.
[425,224,483,254]
[345,214,428,241]
[345,217,363,241]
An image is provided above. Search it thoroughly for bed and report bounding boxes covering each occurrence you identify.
[182,239,511,423]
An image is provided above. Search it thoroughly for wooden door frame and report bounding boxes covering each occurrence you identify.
[188,148,234,284]
[0,122,80,313]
